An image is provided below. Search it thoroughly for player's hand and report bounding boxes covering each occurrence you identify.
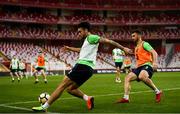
[124,47,133,55]
[152,62,158,71]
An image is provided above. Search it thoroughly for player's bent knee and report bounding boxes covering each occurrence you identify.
[138,75,147,81]
[125,76,131,82]
[125,72,136,82]
[139,70,149,80]
[66,87,72,93]
[138,76,143,80]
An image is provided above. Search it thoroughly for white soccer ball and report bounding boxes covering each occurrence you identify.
[38,92,50,104]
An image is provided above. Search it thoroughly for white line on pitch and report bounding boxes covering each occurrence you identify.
[0,104,32,111]
[1,87,180,107]
[0,87,180,112]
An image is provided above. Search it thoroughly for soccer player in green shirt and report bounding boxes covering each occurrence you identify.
[32,22,132,112]
[112,48,125,83]
[10,55,20,82]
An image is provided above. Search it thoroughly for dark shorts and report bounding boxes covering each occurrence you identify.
[19,69,26,72]
[36,67,45,71]
[124,66,131,69]
[115,62,123,68]
[10,69,18,73]
[67,64,93,86]
[132,65,154,81]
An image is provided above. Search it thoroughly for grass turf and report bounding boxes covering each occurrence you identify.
[0,72,180,113]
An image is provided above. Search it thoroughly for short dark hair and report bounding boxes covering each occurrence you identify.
[131,29,142,35]
[78,22,91,31]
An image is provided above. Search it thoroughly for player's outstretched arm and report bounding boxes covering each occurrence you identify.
[99,38,133,55]
[149,49,158,71]
[63,45,81,52]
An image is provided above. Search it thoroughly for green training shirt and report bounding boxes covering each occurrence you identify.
[77,34,100,68]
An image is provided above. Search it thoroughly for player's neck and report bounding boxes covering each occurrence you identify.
[87,32,91,36]
[84,32,91,38]
[136,39,143,46]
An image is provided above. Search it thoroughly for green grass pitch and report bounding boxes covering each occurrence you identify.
[0,72,180,113]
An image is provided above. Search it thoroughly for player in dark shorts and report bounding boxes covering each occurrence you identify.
[116,30,162,103]
[112,48,125,83]
[32,22,132,112]
[33,52,48,84]
[18,59,27,79]
[9,56,20,82]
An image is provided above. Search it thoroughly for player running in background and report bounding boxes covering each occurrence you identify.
[32,22,132,112]
[9,55,20,82]
[33,51,48,84]
[116,30,162,103]
[123,55,132,74]
[18,59,27,79]
[112,48,125,83]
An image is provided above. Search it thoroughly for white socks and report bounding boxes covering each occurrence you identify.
[42,102,50,109]
[155,88,161,94]
[83,94,89,101]
[123,94,129,100]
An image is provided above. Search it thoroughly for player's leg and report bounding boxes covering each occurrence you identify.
[23,69,28,79]
[125,66,131,74]
[14,71,20,82]
[128,66,132,73]
[47,76,73,105]
[32,64,94,112]
[65,63,94,109]
[124,67,128,74]
[138,70,162,102]
[116,72,137,103]
[41,69,47,83]
[115,66,121,83]
[18,70,23,79]
[32,75,74,112]
[10,71,15,82]
[33,69,39,83]
[66,83,83,98]
[139,70,157,90]
[66,83,94,110]
[114,62,120,83]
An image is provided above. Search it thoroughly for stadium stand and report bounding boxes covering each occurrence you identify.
[0,10,179,25]
[0,26,179,40]
[0,0,179,72]
[0,42,65,71]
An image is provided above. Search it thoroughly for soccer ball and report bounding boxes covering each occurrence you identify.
[38,92,50,104]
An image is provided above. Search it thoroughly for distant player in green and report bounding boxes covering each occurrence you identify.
[112,48,125,83]
[18,59,26,79]
[10,55,20,82]
[32,22,132,112]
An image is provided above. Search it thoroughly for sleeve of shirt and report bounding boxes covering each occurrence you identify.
[45,58,48,62]
[143,42,153,52]
[87,35,100,44]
